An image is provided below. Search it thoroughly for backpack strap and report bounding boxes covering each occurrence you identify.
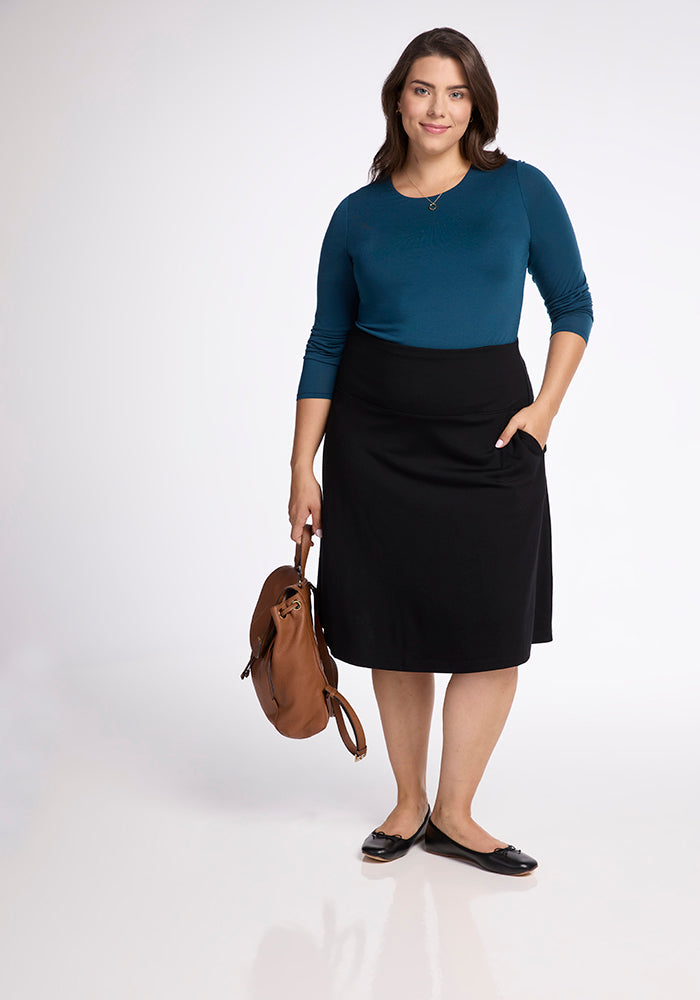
[294,524,367,760]
[308,581,367,760]
[325,686,367,760]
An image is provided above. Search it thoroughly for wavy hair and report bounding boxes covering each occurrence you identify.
[369,27,507,182]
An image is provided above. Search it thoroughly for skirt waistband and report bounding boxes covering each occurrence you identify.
[334,326,535,417]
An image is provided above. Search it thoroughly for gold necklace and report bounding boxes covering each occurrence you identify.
[405,168,468,211]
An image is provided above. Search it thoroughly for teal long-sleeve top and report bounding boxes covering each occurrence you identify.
[296,157,593,400]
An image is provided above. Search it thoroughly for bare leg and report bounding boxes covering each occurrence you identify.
[370,668,434,836]
[431,665,518,852]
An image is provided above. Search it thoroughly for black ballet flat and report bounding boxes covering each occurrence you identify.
[361,807,432,861]
[424,819,538,875]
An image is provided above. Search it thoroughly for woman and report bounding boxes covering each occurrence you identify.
[288,27,593,876]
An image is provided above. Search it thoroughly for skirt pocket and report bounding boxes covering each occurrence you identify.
[516,428,547,455]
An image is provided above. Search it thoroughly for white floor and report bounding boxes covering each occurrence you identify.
[1,648,698,1000]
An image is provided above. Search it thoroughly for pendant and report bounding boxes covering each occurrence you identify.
[429,203,437,211]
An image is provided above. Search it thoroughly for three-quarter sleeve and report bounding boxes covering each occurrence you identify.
[296,196,360,399]
[516,160,594,343]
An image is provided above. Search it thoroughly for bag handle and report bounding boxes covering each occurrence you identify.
[294,523,315,581]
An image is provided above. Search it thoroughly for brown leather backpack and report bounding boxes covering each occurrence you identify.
[241,524,367,760]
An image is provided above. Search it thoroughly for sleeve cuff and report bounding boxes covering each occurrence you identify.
[296,357,339,399]
[550,312,593,343]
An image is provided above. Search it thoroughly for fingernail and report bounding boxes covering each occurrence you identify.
[315,528,322,537]
[495,439,504,448]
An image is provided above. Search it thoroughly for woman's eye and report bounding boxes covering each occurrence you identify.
[413,87,466,98]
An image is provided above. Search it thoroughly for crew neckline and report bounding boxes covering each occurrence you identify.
[389,163,475,202]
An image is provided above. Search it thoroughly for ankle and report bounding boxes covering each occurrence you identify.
[432,802,473,824]
[396,791,430,811]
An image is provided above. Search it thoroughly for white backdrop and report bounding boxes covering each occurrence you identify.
[1,0,699,994]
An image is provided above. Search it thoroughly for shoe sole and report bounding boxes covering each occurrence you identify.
[423,844,537,875]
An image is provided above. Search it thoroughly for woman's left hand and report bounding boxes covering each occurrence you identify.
[494,401,555,452]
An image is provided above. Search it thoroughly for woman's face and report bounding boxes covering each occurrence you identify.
[397,55,473,160]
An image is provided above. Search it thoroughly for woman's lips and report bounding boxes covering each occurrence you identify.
[421,123,449,134]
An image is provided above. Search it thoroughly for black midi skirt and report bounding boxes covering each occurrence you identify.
[316,326,553,674]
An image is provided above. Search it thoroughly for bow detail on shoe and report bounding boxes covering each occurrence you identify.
[493,845,518,855]
[373,830,405,841]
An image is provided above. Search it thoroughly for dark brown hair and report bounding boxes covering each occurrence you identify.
[369,27,507,182]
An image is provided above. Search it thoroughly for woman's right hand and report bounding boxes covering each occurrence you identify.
[289,469,323,543]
